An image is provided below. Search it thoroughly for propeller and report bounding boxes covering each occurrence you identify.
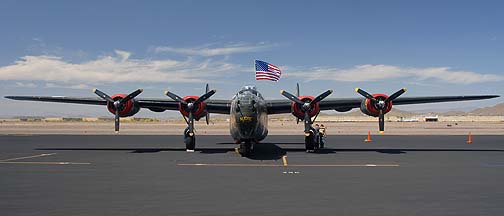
[164,88,216,137]
[205,84,210,125]
[355,88,407,133]
[295,83,300,124]
[93,88,143,133]
[280,89,333,135]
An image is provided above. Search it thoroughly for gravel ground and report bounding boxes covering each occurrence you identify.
[1,121,503,135]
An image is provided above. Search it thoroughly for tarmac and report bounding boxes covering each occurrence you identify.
[1,134,504,216]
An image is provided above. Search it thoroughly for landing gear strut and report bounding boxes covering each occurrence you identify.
[305,130,316,153]
[305,127,323,152]
[184,127,195,152]
[239,140,252,157]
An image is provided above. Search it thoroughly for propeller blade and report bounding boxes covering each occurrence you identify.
[378,109,385,134]
[310,89,333,105]
[296,83,300,125]
[296,83,300,97]
[120,89,143,103]
[188,112,194,136]
[280,90,304,104]
[304,111,311,133]
[205,83,210,125]
[164,91,188,105]
[194,90,216,104]
[93,88,114,103]
[386,88,407,102]
[114,108,120,133]
[355,88,377,102]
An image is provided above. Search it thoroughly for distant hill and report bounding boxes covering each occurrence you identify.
[329,108,418,118]
[327,103,504,117]
[467,103,504,116]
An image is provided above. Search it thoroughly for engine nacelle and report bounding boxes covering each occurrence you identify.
[291,96,320,119]
[178,96,207,120]
[106,94,141,117]
[360,94,392,117]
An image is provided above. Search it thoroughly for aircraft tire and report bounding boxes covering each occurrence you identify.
[239,141,252,157]
[305,134,315,152]
[184,128,195,151]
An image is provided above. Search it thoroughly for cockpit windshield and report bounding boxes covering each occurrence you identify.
[237,85,262,98]
[240,85,257,91]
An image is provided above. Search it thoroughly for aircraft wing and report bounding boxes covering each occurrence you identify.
[266,95,499,114]
[4,96,232,114]
[5,94,499,115]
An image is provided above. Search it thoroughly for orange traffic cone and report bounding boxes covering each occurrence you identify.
[467,132,473,144]
[364,131,372,142]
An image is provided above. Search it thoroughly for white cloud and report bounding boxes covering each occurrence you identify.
[0,51,240,85]
[287,64,504,84]
[45,83,91,89]
[114,50,131,62]
[154,42,274,56]
[15,82,37,88]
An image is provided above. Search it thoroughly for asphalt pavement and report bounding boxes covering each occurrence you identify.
[1,135,504,216]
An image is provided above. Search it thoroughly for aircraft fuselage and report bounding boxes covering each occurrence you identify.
[229,86,268,143]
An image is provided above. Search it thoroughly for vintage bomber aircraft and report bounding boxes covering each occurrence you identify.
[5,84,499,156]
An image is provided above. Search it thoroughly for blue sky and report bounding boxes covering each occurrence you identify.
[1,0,503,117]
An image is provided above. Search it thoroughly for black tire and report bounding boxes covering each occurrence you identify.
[239,141,252,157]
[305,133,314,152]
[185,136,195,150]
[184,128,195,151]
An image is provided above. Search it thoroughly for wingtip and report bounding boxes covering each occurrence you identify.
[92,88,97,93]
[379,131,385,134]
[139,89,144,92]
[280,90,285,94]
[164,90,169,95]
[354,87,360,92]
[403,88,407,92]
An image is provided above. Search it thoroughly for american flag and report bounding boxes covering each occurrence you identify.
[255,60,282,82]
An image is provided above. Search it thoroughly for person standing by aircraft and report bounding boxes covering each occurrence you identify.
[313,124,320,148]
[319,124,327,148]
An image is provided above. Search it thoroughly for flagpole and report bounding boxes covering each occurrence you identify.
[253,59,256,83]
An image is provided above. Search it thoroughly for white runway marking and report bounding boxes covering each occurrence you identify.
[0,161,90,165]
[178,163,400,167]
[0,153,91,165]
[0,153,56,162]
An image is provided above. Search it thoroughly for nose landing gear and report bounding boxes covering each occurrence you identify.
[184,127,196,152]
[238,140,253,157]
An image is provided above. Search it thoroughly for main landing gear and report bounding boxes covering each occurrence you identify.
[304,127,323,153]
[184,127,196,152]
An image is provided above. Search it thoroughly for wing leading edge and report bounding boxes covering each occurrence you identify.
[5,94,499,115]
[4,96,232,114]
[266,95,499,114]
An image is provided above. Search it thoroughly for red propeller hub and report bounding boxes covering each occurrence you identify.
[363,94,393,116]
[178,96,206,119]
[106,94,135,116]
[291,96,320,119]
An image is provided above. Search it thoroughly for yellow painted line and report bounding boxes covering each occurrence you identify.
[282,156,288,166]
[10,134,34,136]
[178,163,399,167]
[0,153,56,162]
[0,161,91,165]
